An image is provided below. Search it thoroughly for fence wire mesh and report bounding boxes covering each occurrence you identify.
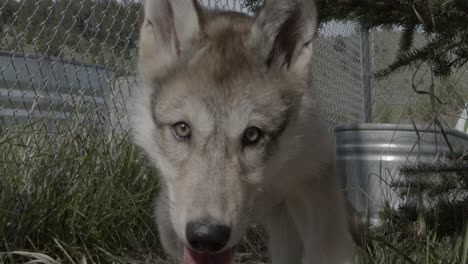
[1,0,466,138]
[313,22,371,126]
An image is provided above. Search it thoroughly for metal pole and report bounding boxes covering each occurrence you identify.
[360,26,372,123]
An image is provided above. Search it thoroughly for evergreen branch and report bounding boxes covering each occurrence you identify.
[374,30,462,79]
[244,0,468,80]
[399,162,468,176]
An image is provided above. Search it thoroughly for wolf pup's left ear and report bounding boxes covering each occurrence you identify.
[249,0,318,79]
[139,0,202,81]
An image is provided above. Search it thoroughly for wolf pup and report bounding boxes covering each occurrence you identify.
[130,0,354,263]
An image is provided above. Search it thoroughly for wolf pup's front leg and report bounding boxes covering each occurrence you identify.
[286,178,354,264]
[265,203,303,264]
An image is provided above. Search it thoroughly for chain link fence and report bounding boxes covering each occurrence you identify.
[1,0,467,138]
[0,0,140,136]
[314,22,372,126]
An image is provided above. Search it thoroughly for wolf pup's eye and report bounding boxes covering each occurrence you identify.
[243,127,263,146]
[171,122,191,141]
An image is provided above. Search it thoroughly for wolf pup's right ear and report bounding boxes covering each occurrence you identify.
[139,0,202,81]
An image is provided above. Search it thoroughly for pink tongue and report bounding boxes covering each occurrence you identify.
[183,247,234,264]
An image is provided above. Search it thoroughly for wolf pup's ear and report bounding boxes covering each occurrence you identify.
[249,0,318,79]
[139,0,202,80]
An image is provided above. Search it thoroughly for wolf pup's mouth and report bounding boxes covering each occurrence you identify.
[183,247,234,264]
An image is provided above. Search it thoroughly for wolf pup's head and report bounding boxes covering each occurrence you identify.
[132,0,318,262]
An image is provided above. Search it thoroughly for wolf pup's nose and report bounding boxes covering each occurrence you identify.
[186,220,231,253]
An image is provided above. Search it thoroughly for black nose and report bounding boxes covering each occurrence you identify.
[185,220,231,253]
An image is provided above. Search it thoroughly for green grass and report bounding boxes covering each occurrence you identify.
[355,213,467,264]
[0,124,164,263]
[1,123,466,263]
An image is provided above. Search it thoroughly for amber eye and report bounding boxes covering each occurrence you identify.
[171,122,191,141]
[242,126,263,146]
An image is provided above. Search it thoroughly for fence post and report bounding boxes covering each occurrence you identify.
[360,26,372,123]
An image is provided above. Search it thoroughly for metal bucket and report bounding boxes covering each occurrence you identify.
[334,123,468,225]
